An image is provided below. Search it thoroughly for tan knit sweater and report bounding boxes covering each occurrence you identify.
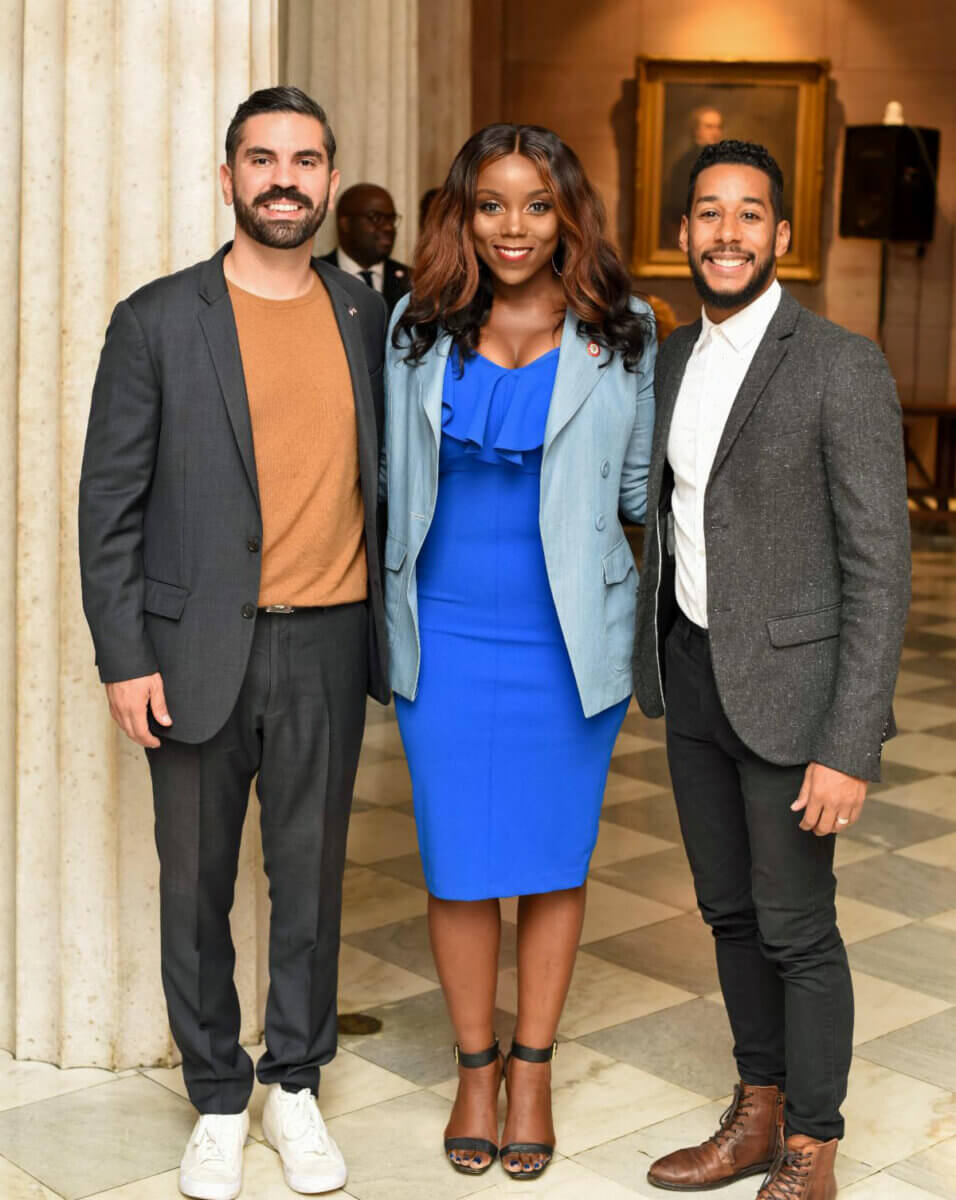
[228,275,367,607]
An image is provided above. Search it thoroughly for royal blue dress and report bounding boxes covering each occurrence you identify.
[394,349,629,901]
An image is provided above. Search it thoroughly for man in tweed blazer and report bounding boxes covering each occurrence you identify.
[633,142,909,1199]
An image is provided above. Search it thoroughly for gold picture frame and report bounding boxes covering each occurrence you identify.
[631,57,829,282]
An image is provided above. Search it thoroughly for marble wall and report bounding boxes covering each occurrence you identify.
[472,0,956,406]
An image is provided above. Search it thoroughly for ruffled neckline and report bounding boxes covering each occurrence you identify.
[441,349,558,466]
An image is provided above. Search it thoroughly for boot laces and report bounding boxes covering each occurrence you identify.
[711,1085,754,1149]
[759,1147,812,1198]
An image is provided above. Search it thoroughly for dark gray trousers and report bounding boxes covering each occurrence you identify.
[664,612,853,1142]
[146,603,368,1114]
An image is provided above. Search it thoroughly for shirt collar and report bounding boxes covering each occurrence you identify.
[698,278,782,354]
[336,247,384,281]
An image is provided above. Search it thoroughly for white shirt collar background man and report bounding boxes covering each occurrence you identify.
[334,244,385,293]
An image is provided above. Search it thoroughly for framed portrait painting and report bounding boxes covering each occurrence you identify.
[631,58,829,282]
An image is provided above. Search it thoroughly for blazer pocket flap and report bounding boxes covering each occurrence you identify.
[384,534,407,571]
[767,603,842,648]
[143,576,189,620]
[602,538,635,585]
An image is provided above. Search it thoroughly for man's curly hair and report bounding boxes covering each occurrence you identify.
[686,139,785,222]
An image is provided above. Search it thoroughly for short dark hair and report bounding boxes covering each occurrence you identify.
[225,86,336,167]
[685,139,784,222]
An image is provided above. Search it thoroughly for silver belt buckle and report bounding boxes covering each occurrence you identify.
[264,604,295,614]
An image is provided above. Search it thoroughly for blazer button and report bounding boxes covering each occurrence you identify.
[600,459,610,478]
[241,603,256,619]
[595,514,606,531]
[247,537,260,552]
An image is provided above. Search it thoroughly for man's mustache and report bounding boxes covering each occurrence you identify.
[254,187,313,210]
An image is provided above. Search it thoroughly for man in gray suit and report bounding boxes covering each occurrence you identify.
[79,87,388,1199]
[634,141,909,1199]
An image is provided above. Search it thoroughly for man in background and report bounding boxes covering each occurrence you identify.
[321,182,411,314]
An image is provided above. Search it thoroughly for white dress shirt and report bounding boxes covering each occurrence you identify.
[335,247,384,294]
[667,279,782,628]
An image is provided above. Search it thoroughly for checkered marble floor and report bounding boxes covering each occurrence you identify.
[2,549,955,1199]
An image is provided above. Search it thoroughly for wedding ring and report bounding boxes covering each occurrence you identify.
[836,817,850,825]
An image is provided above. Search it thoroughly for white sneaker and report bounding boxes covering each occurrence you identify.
[262,1085,347,1194]
[179,1111,249,1200]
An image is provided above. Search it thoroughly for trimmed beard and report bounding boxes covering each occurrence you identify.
[689,248,776,311]
[233,186,329,250]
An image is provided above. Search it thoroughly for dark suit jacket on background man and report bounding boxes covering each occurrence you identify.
[319,247,410,316]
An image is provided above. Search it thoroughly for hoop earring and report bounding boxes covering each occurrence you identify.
[551,253,563,277]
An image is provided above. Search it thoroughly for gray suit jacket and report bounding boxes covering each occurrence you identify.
[79,244,390,745]
[633,289,910,781]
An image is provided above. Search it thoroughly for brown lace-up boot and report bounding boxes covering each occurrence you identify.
[647,1082,784,1190]
[756,1134,838,1199]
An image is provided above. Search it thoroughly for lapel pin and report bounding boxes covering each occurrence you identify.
[587,341,600,357]
[395,268,405,278]
[348,306,358,317]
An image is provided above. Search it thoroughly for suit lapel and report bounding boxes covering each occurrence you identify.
[648,322,698,511]
[313,262,378,512]
[543,309,603,450]
[707,289,800,485]
[419,331,452,446]
[384,261,408,312]
[198,246,259,506]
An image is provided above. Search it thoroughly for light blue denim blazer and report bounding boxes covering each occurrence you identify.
[384,295,656,718]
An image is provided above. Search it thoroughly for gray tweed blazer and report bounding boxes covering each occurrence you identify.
[632,288,910,782]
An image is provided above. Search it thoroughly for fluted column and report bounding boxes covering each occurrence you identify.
[1,0,277,1069]
[280,0,419,257]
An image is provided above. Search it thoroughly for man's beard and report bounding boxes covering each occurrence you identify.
[688,246,776,310]
[234,185,329,249]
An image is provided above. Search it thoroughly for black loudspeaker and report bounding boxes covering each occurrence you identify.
[840,125,939,242]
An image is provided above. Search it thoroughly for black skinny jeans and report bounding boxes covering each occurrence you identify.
[664,613,853,1142]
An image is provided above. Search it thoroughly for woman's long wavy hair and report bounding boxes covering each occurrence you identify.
[393,124,650,370]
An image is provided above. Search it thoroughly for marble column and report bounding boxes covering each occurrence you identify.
[280,0,419,257]
[0,0,277,1069]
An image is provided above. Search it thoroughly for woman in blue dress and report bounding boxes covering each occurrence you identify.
[385,124,656,1180]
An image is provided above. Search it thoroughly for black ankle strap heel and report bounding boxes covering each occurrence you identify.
[501,1040,557,1179]
[444,1037,503,1176]
[454,1040,501,1069]
[508,1040,557,1064]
